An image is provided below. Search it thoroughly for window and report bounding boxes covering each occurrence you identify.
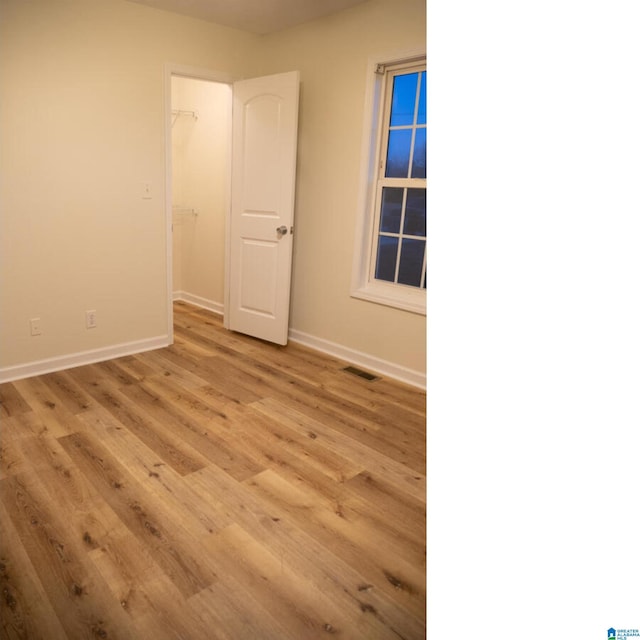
[352,53,426,314]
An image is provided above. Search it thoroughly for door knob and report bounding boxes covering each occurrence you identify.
[276,225,288,237]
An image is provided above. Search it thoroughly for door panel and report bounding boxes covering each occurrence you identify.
[242,95,282,213]
[228,71,300,345]
[239,239,278,316]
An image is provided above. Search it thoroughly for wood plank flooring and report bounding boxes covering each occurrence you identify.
[0,302,426,639]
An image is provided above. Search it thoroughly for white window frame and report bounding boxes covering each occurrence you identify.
[351,48,426,315]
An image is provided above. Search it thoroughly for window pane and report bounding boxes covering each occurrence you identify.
[397,238,426,287]
[380,187,404,233]
[417,71,426,125]
[385,129,412,177]
[390,72,418,126]
[411,128,426,179]
[403,188,426,236]
[375,236,399,282]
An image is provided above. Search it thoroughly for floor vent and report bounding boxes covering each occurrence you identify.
[343,366,380,381]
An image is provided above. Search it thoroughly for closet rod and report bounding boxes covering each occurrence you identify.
[172,206,198,216]
[171,109,198,126]
[171,109,198,119]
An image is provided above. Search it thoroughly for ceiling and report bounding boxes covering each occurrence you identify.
[125,0,371,35]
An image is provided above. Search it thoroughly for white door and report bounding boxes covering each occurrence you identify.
[227,71,300,345]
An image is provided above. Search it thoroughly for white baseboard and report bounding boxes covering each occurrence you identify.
[288,329,426,390]
[1,306,424,391]
[0,335,170,384]
[173,291,224,316]
[171,292,425,389]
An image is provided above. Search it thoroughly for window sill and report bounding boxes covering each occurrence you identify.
[351,281,426,316]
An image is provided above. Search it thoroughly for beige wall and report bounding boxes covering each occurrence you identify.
[251,0,427,375]
[0,0,426,382]
[0,0,258,372]
[171,76,230,307]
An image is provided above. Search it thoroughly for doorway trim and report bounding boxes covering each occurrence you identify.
[163,63,235,342]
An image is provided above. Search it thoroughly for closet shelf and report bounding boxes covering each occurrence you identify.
[171,109,199,126]
[172,206,198,216]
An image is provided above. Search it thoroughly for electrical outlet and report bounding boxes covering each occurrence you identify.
[142,182,152,199]
[86,310,97,329]
[30,318,42,336]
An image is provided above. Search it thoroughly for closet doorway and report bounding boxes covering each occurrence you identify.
[167,68,232,333]
[165,66,300,345]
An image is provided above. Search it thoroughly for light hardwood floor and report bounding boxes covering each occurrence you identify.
[0,302,426,639]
